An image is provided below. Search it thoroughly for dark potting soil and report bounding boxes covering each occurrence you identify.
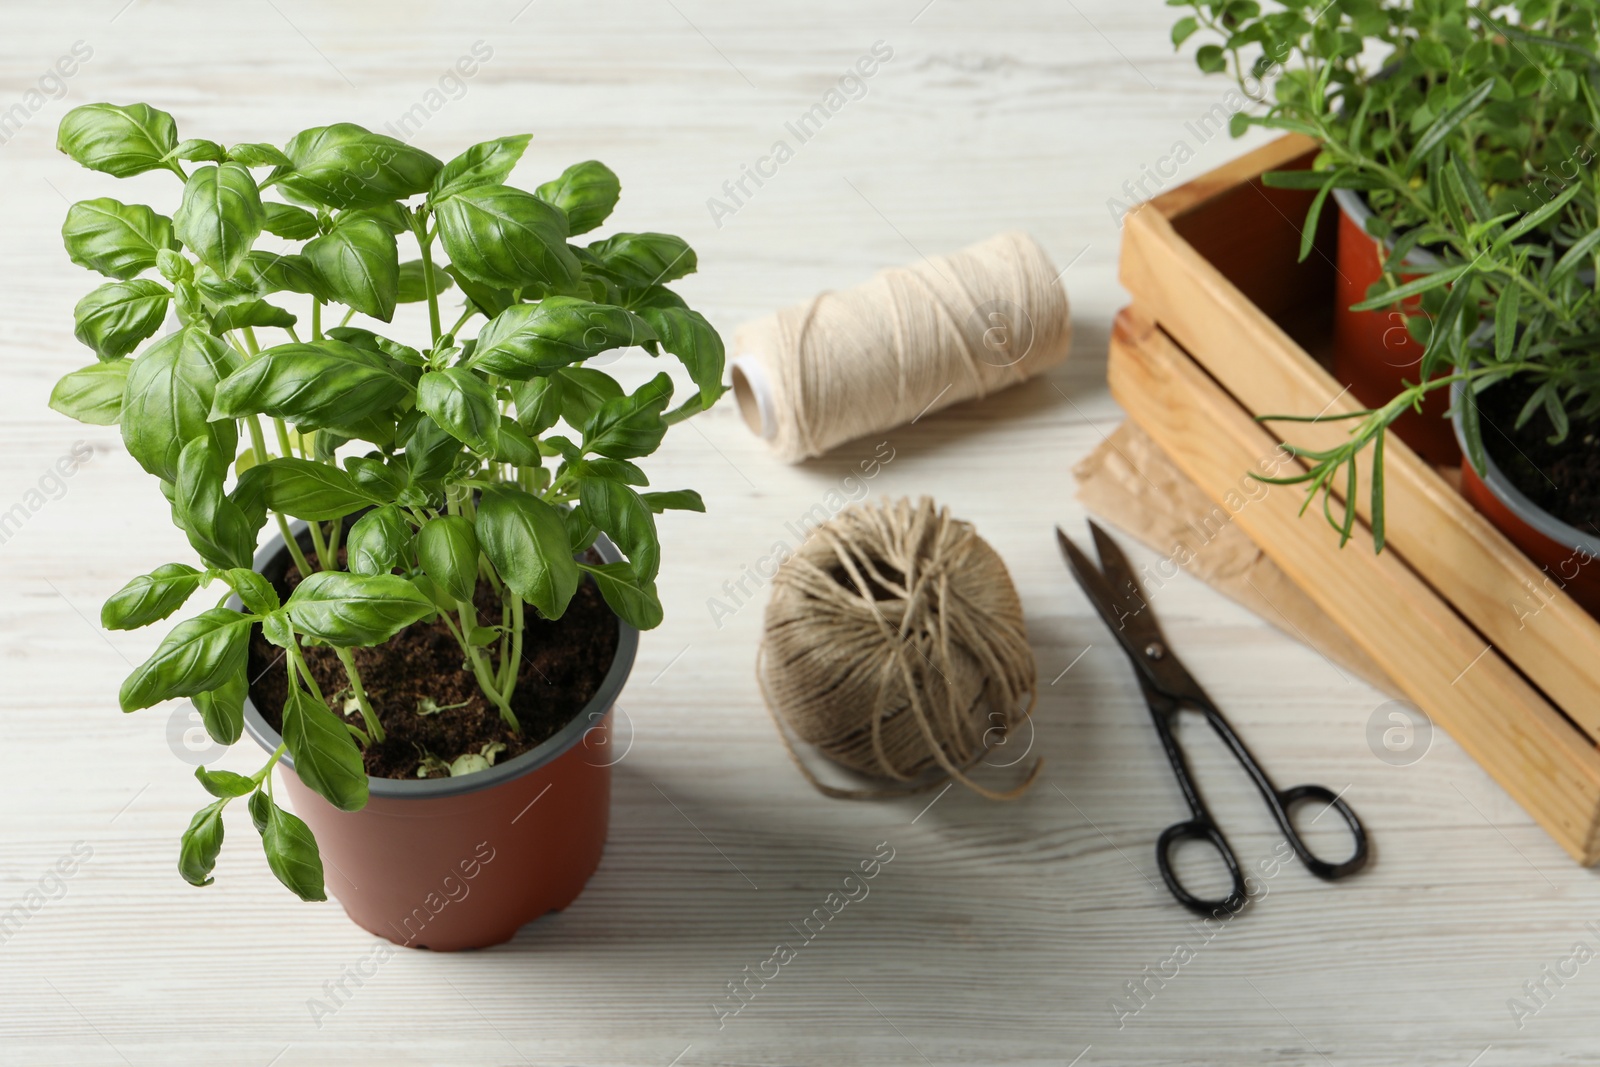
[1477,378,1600,535]
[247,546,619,780]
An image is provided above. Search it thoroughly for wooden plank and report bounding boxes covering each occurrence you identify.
[1121,162,1600,745]
[1146,132,1321,219]
[1108,306,1600,864]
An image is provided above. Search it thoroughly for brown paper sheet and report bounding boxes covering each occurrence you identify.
[1073,421,1398,697]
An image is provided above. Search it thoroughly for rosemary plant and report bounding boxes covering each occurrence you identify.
[50,103,723,898]
[1172,1,1600,547]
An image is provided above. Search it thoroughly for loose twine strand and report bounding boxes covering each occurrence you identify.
[733,230,1073,462]
[758,497,1041,800]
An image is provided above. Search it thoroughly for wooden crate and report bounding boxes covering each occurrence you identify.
[1113,135,1600,864]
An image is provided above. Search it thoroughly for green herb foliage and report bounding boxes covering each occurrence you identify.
[1173,1,1600,546]
[52,103,723,900]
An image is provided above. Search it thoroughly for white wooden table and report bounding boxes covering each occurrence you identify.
[2,2,1594,1064]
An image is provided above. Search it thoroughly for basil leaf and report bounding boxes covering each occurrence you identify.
[234,457,386,520]
[231,251,331,302]
[582,372,672,458]
[102,562,203,630]
[209,299,297,332]
[475,485,579,619]
[578,560,663,630]
[346,503,411,576]
[342,202,409,235]
[261,202,320,240]
[193,664,246,744]
[443,263,514,318]
[468,297,655,379]
[212,339,410,430]
[510,375,563,433]
[228,142,294,169]
[173,279,206,327]
[175,437,258,570]
[169,138,226,163]
[196,765,256,798]
[285,570,434,646]
[119,607,253,712]
[326,326,425,369]
[624,284,687,311]
[396,259,455,303]
[275,123,442,209]
[577,457,647,485]
[557,367,624,429]
[493,417,541,467]
[248,789,270,832]
[535,160,621,236]
[417,367,500,455]
[304,215,400,322]
[259,612,296,650]
[418,514,480,603]
[178,799,226,887]
[579,475,659,582]
[411,573,459,616]
[344,455,410,500]
[61,198,178,280]
[72,279,170,360]
[641,489,705,513]
[280,682,369,811]
[434,184,578,291]
[252,791,327,901]
[431,134,532,202]
[634,304,724,407]
[174,163,266,279]
[586,232,696,287]
[57,102,178,178]
[121,327,239,482]
[219,568,278,614]
[158,248,192,283]
[50,360,130,426]
[403,415,462,484]
[564,502,598,553]
[73,279,168,363]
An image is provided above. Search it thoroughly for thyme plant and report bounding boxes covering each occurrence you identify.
[1173,1,1600,546]
[50,103,723,899]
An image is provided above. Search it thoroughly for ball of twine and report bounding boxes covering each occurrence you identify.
[758,497,1040,800]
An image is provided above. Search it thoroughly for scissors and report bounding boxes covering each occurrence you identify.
[1056,521,1369,915]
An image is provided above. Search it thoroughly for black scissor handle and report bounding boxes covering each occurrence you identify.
[1155,819,1248,917]
[1273,783,1369,880]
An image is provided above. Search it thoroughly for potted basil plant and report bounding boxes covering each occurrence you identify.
[1172,4,1600,613]
[50,102,724,949]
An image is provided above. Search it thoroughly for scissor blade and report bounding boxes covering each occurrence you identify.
[1088,520,1164,644]
[1056,526,1163,656]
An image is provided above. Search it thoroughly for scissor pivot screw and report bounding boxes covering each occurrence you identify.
[1144,642,1165,660]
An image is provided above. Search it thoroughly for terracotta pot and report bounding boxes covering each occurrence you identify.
[1331,188,1461,467]
[240,524,638,950]
[1450,381,1600,618]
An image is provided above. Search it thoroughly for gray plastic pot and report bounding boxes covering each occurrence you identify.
[239,522,638,950]
[1450,379,1600,615]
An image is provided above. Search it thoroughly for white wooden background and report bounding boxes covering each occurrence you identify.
[1,2,1594,1064]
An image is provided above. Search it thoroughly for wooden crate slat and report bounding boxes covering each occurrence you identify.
[1108,307,1600,864]
[1120,148,1600,745]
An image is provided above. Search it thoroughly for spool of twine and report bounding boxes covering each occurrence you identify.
[731,230,1072,463]
[758,497,1040,800]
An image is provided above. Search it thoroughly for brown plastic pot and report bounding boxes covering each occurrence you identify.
[240,524,637,951]
[1450,380,1600,618]
[1331,187,1462,467]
